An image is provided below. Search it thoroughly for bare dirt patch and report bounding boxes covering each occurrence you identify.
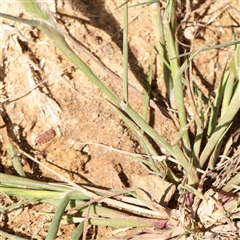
[0,0,240,239]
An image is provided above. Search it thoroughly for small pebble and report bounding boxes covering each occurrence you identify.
[35,129,55,144]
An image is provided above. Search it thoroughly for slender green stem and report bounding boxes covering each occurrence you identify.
[141,61,153,125]
[164,20,191,152]
[199,83,240,167]
[121,102,199,185]
[46,193,71,239]
[150,3,172,97]
[123,3,129,103]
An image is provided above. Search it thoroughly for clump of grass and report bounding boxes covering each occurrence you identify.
[0,0,240,239]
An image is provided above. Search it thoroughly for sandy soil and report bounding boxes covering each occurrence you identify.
[0,0,239,239]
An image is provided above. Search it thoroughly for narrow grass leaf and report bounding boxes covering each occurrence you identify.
[82,202,92,240]
[116,0,132,9]
[107,102,152,150]
[123,3,129,103]
[0,231,26,240]
[1,187,67,199]
[192,92,206,160]
[17,0,59,29]
[150,2,172,97]
[221,14,239,111]
[221,70,234,115]
[172,119,195,146]
[234,45,240,80]
[0,173,79,192]
[88,217,170,228]
[207,63,228,137]
[130,0,159,8]
[175,39,240,59]
[168,0,178,56]
[164,20,191,151]
[200,83,240,167]
[120,102,174,155]
[43,198,130,218]
[6,143,25,177]
[222,174,240,193]
[70,220,85,240]
[172,146,199,186]
[139,132,165,176]
[108,101,165,176]
[120,102,198,185]
[0,199,34,212]
[0,115,25,177]
[181,184,207,202]
[165,0,174,22]
[46,192,71,239]
[107,102,180,183]
[1,7,179,183]
[184,227,204,240]
[0,12,42,28]
[141,60,153,123]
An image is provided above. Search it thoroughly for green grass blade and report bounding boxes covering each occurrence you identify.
[164,20,191,152]
[17,0,58,29]
[123,3,129,103]
[1,3,184,183]
[165,0,174,22]
[70,221,85,240]
[6,143,25,177]
[199,83,240,167]
[221,173,240,193]
[172,145,199,186]
[1,187,67,199]
[181,184,207,202]
[116,0,131,9]
[46,192,71,239]
[0,231,26,240]
[207,58,238,167]
[141,61,153,123]
[0,173,77,192]
[207,63,227,137]
[140,133,166,176]
[41,198,130,218]
[221,70,234,115]
[0,12,40,28]
[108,101,179,183]
[193,120,204,161]
[172,119,195,146]
[120,102,199,185]
[190,89,206,161]
[234,45,240,78]
[38,23,121,106]
[120,102,174,155]
[130,0,159,8]
[168,0,178,56]
[0,199,33,212]
[150,2,172,97]
[175,39,240,59]
[88,217,170,228]
[221,17,239,113]
[108,101,165,176]
[171,35,220,159]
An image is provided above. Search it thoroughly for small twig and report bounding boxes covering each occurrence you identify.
[77,141,206,174]
[82,202,91,240]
